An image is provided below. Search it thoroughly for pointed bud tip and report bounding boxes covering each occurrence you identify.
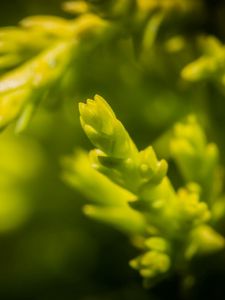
[94,94,116,117]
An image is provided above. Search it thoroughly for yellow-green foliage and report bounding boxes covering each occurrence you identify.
[63,95,225,287]
[1,0,225,297]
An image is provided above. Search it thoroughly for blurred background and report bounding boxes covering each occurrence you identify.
[1,0,225,299]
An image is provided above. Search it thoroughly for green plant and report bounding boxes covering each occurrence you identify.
[0,0,202,132]
[63,95,225,287]
[1,0,225,298]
